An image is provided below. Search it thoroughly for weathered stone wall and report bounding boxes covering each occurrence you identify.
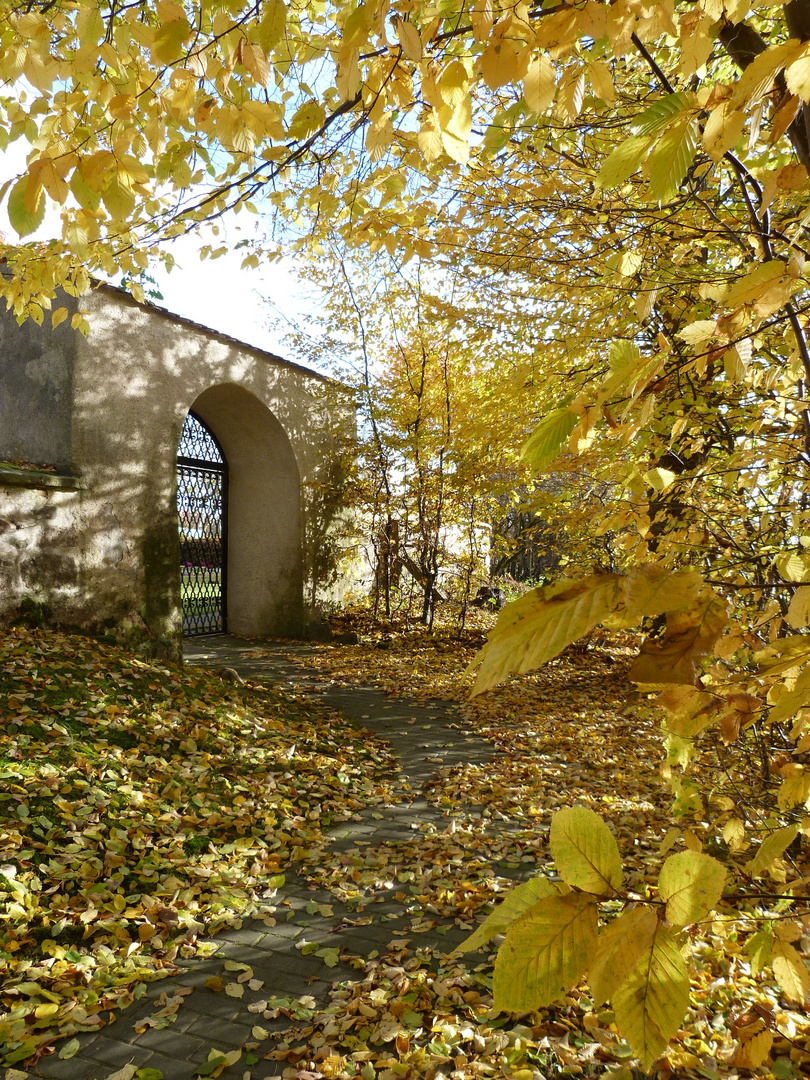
[0,285,356,655]
[0,296,79,472]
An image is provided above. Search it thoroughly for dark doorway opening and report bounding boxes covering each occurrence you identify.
[177,411,227,636]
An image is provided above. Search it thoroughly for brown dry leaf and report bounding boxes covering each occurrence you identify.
[629,590,729,685]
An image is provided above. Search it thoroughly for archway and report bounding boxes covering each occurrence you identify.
[180,384,304,638]
[177,412,228,636]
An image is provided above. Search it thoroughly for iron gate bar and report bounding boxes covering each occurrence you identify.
[177,412,228,637]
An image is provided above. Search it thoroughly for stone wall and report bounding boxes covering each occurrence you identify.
[0,285,357,655]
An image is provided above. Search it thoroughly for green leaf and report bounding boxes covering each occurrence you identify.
[550,807,623,894]
[58,1038,81,1060]
[648,118,699,204]
[195,1057,229,1078]
[454,876,558,954]
[657,851,726,925]
[750,825,799,877]
[469,574,623,695]
[613,923,690,1070]
[589,907,658,1006]
[744,930,773,975]
[493,893,598,1012]
[596,135,651,189]
[520,407,578,471]
[7,174,45,237]
[631,91,695,136]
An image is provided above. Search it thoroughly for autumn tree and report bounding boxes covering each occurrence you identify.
[4,0,810,1068]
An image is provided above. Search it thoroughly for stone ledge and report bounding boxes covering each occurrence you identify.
[0,466,84,491]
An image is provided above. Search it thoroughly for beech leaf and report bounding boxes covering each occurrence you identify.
[657,851,726,925]
[454,876,558,954]
[549,807,623,894]
[493,893,599,1012]
[613,923,690,1071]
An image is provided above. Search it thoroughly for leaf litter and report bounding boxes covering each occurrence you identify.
[271,611,810,1080]
[2,617,810,1077]
[0,626,397,1066]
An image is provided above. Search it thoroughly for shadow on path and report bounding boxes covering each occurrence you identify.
[31,636,534,1080]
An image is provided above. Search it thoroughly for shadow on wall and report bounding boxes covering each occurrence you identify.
[0,286,357,656]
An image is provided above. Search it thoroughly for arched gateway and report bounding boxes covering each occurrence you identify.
[0,284,357,657]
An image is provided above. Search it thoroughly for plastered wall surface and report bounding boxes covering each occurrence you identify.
[0,286,355,654]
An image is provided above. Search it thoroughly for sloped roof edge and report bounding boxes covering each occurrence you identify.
[94,279,339,388]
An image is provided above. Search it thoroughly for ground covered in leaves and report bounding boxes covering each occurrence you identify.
[0,627,396,1066]
[1,617,809,1080]
[280,610,810,1080]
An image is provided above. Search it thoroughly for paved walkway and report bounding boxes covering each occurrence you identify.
[26,637,519,1080]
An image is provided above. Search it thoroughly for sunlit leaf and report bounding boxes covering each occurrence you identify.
[550,806,622,894]
[493,893,599,1011]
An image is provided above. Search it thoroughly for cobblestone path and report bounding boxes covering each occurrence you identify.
[26,637,510,1080]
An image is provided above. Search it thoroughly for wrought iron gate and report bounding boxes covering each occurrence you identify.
[177,411,227,636]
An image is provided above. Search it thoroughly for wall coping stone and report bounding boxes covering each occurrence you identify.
[0,466,84,491]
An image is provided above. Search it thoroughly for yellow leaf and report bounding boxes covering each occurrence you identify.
[621,565,703,620]
[702,101,745,161]
[550,806,623,895]
[785,44,810,101]
[677,319,716,345]
[724,260,786,309]
[336,44,360,100]
[241,42,271,87]
[438,59,468,109]
[470,0,493,42]
[493,893,598,1011]
[596,135,651,189]
[418,117,443,161]
[455,876,557,954]
[469,575,623,695]
[768,668,810,724]
[777,769,810,810]
[523,54,555,113]
[658,851,726,925]
[556,67,585,123]
[613,923,690,1071]
[643,467,676,492]
[730,1030,773,1069]
[393,16,422,62]
[480,40,520,90]
[750,825,799,877]
[772,938,810,1003]
[722,817,745,851]
[287,100,325,141]
[730,41,804,110]
[589,907,658,1006]
[50,306,68,330]
[589,59,614,103]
